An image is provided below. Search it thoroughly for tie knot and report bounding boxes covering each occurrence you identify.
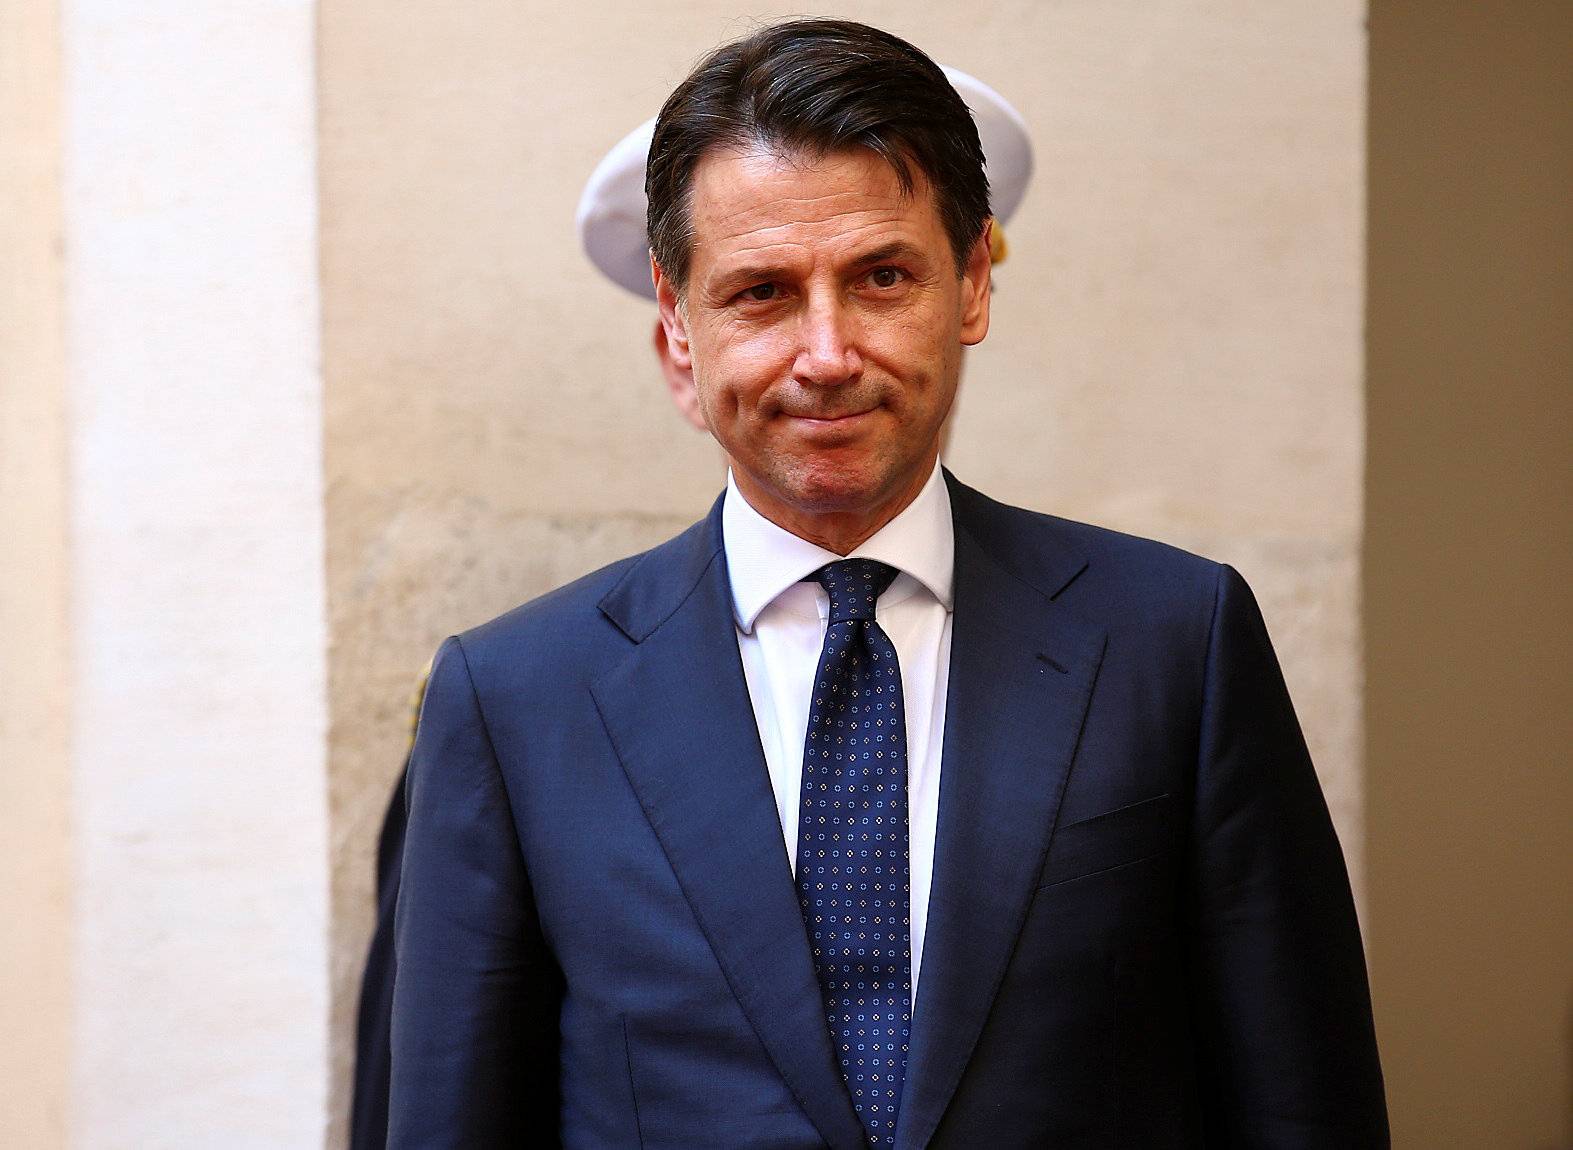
[813,559,898,624]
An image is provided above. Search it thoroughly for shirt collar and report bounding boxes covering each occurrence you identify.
[722,459,955,633]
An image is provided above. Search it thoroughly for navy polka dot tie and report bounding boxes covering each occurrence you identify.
[795,559,910,1148]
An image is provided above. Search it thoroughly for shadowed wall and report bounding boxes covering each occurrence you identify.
[1367,2,1573,1146]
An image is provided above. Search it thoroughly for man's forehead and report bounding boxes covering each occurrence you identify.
[687,144,939,261]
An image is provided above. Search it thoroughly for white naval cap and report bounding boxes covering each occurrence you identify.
[575,65,1034,300]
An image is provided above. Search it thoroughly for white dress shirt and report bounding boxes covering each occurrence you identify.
[722,460,953,1007]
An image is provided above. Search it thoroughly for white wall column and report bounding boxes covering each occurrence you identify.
[62,3,329,1145]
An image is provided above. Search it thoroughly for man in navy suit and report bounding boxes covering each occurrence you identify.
[389,19,1387,1147]
[351,58,1036,1150]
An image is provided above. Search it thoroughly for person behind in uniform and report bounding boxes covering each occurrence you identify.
[350,56,1037,1150]
[386,19,1386,1148]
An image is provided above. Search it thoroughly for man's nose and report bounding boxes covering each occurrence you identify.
[791,294,863,386]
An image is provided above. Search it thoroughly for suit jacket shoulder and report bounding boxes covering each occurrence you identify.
[945,474,1225,639]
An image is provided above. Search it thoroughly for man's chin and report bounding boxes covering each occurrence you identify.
[772,457,920,521]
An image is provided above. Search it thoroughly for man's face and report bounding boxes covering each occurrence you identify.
[655,144,991,546]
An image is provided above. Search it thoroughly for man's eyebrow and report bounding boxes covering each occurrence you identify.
[849,241,930,268]
[708,261,792,293]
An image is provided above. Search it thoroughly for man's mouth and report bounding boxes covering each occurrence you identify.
[782,407,877,424]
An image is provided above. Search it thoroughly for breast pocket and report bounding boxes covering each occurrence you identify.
[1038,793,1179,888]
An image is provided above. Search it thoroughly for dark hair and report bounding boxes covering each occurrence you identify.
[645,19,991,294]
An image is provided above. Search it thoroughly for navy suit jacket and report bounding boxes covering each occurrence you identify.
[388,474,1387,1148]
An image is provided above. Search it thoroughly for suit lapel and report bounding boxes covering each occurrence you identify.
[895,495,1108,1150]
[590,508,867,1150]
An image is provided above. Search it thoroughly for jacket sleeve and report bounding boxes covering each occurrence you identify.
[1187,565,1389,1147]
[388,636,562,1146]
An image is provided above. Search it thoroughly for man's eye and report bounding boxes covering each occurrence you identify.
[869,267,903,288]
[742,283,777,302]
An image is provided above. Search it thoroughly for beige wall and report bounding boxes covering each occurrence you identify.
[1366,2,1573,1146]
[0,0,71,1144]
[320,1,1368,1141]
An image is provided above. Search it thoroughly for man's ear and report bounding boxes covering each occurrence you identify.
[652,319,707,432]
[652,255,693,371]
[959,218,993,347]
